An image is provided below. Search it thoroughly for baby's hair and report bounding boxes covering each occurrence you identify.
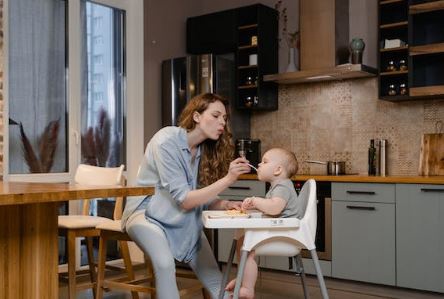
[272,148,298,178]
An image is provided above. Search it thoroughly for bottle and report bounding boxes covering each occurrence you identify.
[368,139,376,175]
[379,139,387,176]
[375,139,380,175]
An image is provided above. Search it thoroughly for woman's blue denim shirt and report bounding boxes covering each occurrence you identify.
[121,126,210,262]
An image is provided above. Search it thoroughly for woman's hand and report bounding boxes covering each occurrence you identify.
[225,200,242,211]
[226,157,251,183]
[241,196,256,211]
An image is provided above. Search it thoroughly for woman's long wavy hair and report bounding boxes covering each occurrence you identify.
[178,93,234,187]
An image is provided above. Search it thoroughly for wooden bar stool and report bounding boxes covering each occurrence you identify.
[58,164,125,299]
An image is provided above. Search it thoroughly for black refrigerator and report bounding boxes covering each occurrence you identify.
[162,53,250,142]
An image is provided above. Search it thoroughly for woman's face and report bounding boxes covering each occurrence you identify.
[194,100,227,140]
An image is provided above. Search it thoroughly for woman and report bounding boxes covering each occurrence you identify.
[121,93,251,298]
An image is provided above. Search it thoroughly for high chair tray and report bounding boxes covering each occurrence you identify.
[202,210,300,229]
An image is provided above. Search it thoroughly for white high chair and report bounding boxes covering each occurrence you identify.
[231,179,329,299]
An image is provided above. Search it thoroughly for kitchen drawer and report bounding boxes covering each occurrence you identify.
[219,180,266,198]
[332,183,395,203]
[332,200,396,285]
[396,184,444,293]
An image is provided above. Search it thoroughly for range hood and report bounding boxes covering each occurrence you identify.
[264,63,377,84]
[265,0,377,84]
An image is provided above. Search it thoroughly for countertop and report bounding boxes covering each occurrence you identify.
[239,174,444,185]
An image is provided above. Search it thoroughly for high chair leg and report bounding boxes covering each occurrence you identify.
[233,250,248,299]
[310,249,329,299]
[294,254,310,299]
[219,239,237,299]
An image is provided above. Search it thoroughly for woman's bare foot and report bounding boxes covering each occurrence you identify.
[225,278,236,291]
[225,279,254,299]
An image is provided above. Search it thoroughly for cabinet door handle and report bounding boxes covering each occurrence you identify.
[228,186,251,190]
[346,191,376,195]
[346,205,376,211]
[420,188,444,193]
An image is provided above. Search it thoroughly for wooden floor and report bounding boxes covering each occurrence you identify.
[59,266,444,299]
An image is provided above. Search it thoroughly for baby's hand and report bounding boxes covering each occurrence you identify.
[225,201,242,211]
[241,197,256,211]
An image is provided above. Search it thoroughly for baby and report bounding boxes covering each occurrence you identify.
[226,147,306,299]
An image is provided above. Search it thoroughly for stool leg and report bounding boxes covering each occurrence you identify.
[218,239,237,299]
[233,250,248,299]
[67,231,77,299]
[120,240,140,299]
[86,236,97,298]
[294,255,310,299]
[310,249,329,299]
[96,234,108,299]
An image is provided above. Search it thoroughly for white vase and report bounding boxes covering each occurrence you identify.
[286,47,298,72]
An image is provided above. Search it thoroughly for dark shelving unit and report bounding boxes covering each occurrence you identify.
[235,4,278,110]
[378,0,444,100]
[186,4,278,111]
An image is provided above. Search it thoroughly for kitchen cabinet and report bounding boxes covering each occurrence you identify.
[396,184,444,293]
[378,0,444,100]
[332,183,396,285]
[186,9,237,55]
[235,4,278,110]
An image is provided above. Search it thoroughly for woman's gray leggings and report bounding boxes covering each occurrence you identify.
[126,211,226,299]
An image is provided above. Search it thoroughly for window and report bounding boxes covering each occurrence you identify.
[5,0,144,185]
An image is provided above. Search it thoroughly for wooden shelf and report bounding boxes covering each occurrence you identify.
[238,65,258,70]
[410,0,444,14]
[380,46,408,52]
[380,70,408,76]
[410,43,444,55]
[238,24,258,30]
[263,64,377,84]
[238,44,257,50]
[410,85,444,96]
[238,84,257,89]
[379,95,411,101]
[380,0,404,5]
[380,21,408,29]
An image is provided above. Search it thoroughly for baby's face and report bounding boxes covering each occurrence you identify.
[257,149,283,181]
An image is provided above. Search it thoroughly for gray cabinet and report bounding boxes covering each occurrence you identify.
[332,183,396,285]
[396,184,444,293]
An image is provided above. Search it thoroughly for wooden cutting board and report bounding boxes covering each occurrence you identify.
[418,133,444,176]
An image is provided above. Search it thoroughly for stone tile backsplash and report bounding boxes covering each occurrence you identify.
[251,78,444,176]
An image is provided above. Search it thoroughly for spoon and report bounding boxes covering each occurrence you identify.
[248,163,258,172]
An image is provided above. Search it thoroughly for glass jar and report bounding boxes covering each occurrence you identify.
[399,59,407,71]
[399,83,407,95]
[245,96,253,107]
[388,84,397,96]
[386,60,396,72]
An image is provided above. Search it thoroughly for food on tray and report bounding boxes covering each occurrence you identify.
[225,209,247,216]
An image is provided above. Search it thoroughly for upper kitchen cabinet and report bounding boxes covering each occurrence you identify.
[186,4,278,111]
[378,0,444,101]
[187,9,237,54]
[236,4,278,110]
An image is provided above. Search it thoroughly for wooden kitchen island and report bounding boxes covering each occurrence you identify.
[0,181,154,299]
